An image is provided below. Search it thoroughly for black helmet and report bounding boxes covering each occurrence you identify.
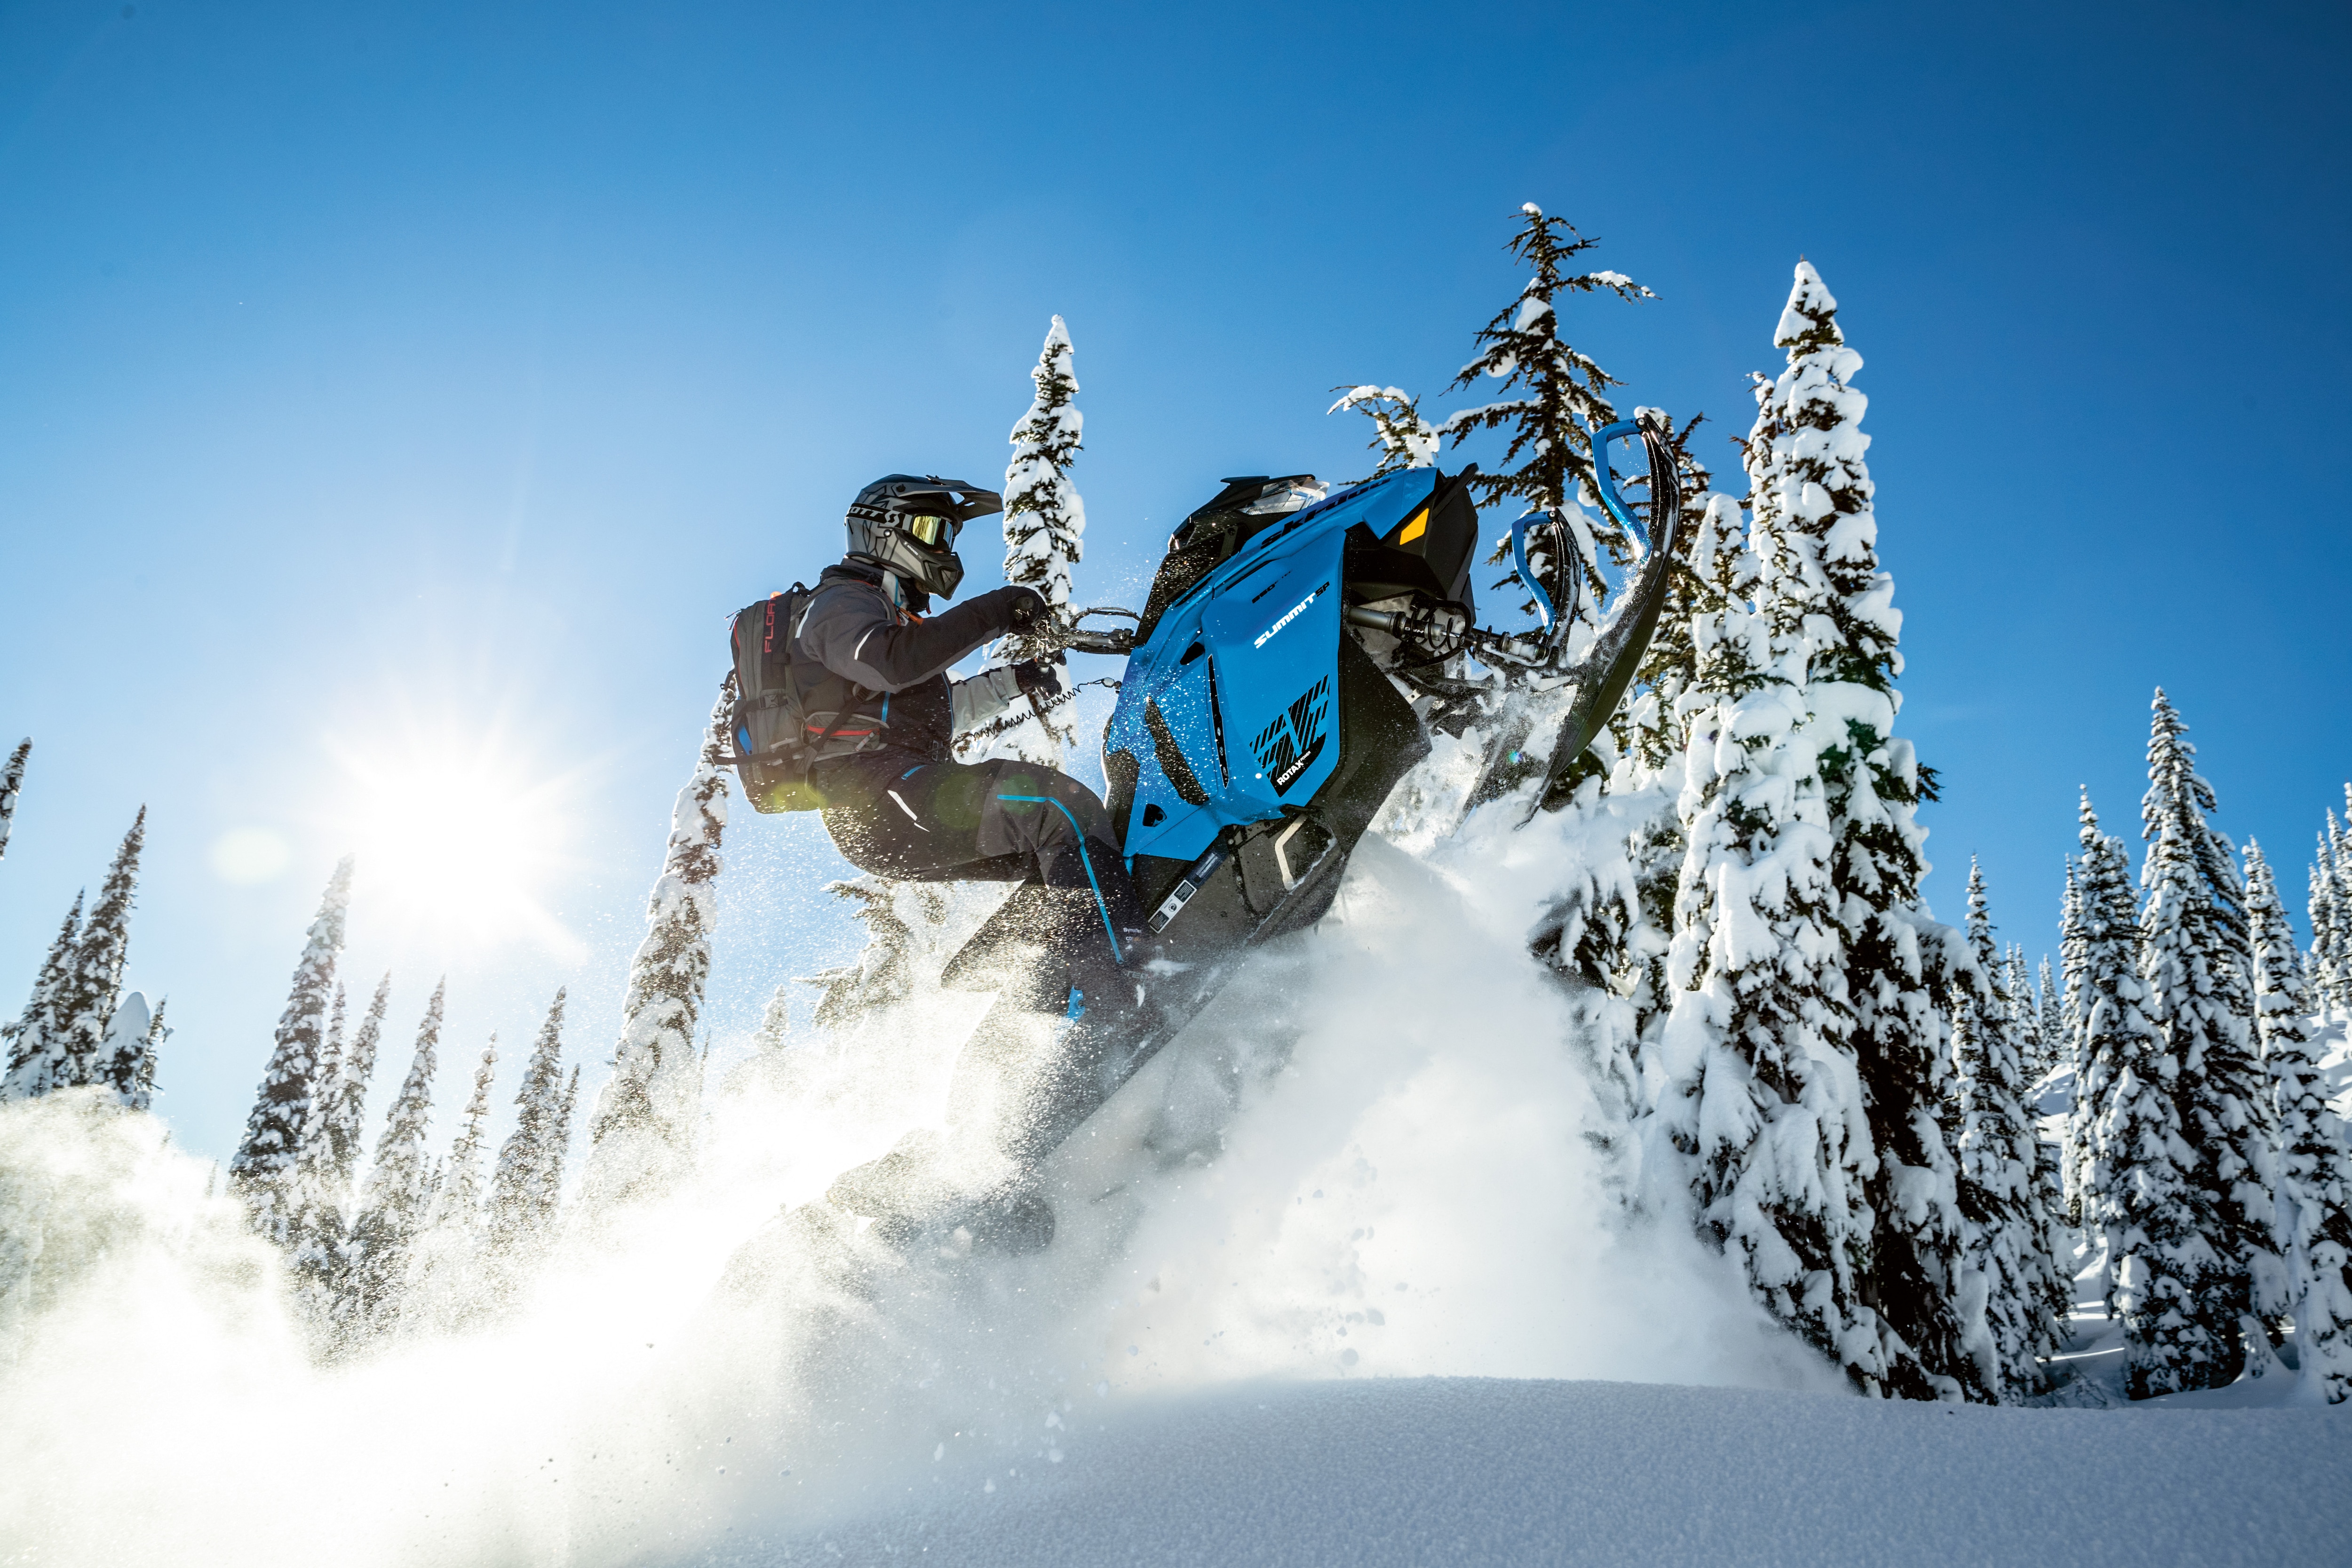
[844,474,1003,601]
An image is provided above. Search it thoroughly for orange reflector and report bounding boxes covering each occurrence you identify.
[1396,507,1429,545]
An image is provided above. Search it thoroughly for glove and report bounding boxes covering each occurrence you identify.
[968,585,1052,636]
[1004,588,1051,632]
[1013,655,1070,702]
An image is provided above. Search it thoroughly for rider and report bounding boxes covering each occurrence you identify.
[789,473,1152,1014]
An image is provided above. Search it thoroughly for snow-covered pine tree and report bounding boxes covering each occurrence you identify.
[1744,258,1972,1401]
[345,979,443,1336]
[434,1038,497,1231]
[725,983,804,1099]
[48,807,145,1092]
[488,990,568,1257]
[230,856,353,1248]
[0,894,81,1101]
[2005,945,2046,1082]
[2058,855,2094,1226]
[1620,417,1724,774]
[2139,689,2276,1385]
[966,315,1088,765]
[1441,203,1653,584]
[92,991,150,1108]
[2312,810,2352,1016]
[2038,955,2063,1072]
[127,998,166,1111]
[1648,461,1887,1392]
[802,878,947,1029]
[580,680,731,1215]
[1329,385,1441,476]
[287,975,386,1331]
[2077,796,2219,1399]
[1953,861,2068,1400]
[0,738,27,861]
[2246,841,2352,1401]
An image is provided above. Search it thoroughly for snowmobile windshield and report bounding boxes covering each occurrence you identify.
[1136,475,1322,644]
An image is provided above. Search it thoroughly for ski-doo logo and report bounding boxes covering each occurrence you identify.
[1253,582,1329,649]
[1251,675,1332,796]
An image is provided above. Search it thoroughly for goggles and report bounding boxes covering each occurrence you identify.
[902,513,959,548]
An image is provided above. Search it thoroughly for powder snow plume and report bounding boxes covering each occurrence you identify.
[0,787,1833,1565]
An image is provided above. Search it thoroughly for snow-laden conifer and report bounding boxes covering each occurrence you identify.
[803,878,949,1030]
[230,856,352,1248]
[1742,259,1971,1400]
[580,681,730,1215]
[48,809,145,1092]
[127,998,166,1112]
[2246,841,2352,1400]
[726,984,805,1099]
[1648,454,1885,1391]
[2004,945,2045,1082]
[0,896,81,1102]
[2038,955,2064,1072]
[1330,386,1441,475]
[2312,809,2352,1016]
[0,738,27,862]
[964,316,1089,766]
[346,980,443,1335]
[287,976,386,1329]
[434,1039,497,1231]
[489,990,569,1257]
[2077,798,2219,1398]
[1441,203,1652,574]
[1953,862,2068,1400]
[2139,690,2277,1381]
[94,991,151,1110]
[1621,421,1724,774]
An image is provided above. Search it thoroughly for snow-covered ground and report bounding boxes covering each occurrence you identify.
[711,1376,2350,1567]
[3,816,2346,1565]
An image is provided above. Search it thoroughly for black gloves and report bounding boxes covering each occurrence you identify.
[963,584,1051,634]
[1013,655,1070,701]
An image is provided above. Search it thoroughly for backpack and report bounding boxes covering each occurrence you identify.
[726,586,878,813]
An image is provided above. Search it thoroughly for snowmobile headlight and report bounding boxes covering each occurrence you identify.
[904,513,957,548]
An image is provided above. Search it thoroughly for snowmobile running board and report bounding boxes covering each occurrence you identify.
[812,418,1683,1258]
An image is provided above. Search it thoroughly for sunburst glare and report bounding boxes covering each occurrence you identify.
[326,724,584,957]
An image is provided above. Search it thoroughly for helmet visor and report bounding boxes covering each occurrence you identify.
[903,513,958,548]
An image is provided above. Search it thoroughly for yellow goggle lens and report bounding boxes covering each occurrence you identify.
[905,514,952,546]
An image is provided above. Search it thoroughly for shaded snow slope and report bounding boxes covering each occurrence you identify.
[714,1376,2352,1568]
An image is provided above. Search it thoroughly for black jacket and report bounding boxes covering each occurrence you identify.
[793,561,1038,777]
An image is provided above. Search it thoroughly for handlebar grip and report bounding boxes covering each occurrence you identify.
[1056,627,1135,656]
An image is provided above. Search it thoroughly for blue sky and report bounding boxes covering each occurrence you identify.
[3,0,2346,1166]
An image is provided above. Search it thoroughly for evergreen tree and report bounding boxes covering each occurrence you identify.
[346,980,444,1335]
[288,976,387,1330]
[48,808,146,1091]
[434,1039,498,1230]
[803,878,947,1029]
[2058,855,2093,1226]
[0,737,27,862]
[1650,462,1885,1392]
[1620,419,1725,774]
[2078,797,2219,1398]
[1953,861,2068,1400]
[2139,689,2276,1382]
[127,998,167,1112]
[0,895,82,1101]
[2038,955,2063,1071]
[1329,385,1441,475]
[2312,810,2352,1015]
[230,856,353,1248]
[2246,841,2352,1401]
[1441,203,1653,582]
[489,989,569,1256]
[1746,258,1972,1401]
[93,991,151,1109]
[580,680,731,1214]
[2005,944,2047,1082]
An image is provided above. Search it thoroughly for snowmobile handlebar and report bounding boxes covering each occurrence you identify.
[1341,602,1550,669]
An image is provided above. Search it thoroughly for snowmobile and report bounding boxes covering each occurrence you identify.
[813,416,1685,1258]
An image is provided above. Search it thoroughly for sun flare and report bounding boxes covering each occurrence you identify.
[328,732,579,954]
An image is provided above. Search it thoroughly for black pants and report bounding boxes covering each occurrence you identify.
[818,756,1147,967]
